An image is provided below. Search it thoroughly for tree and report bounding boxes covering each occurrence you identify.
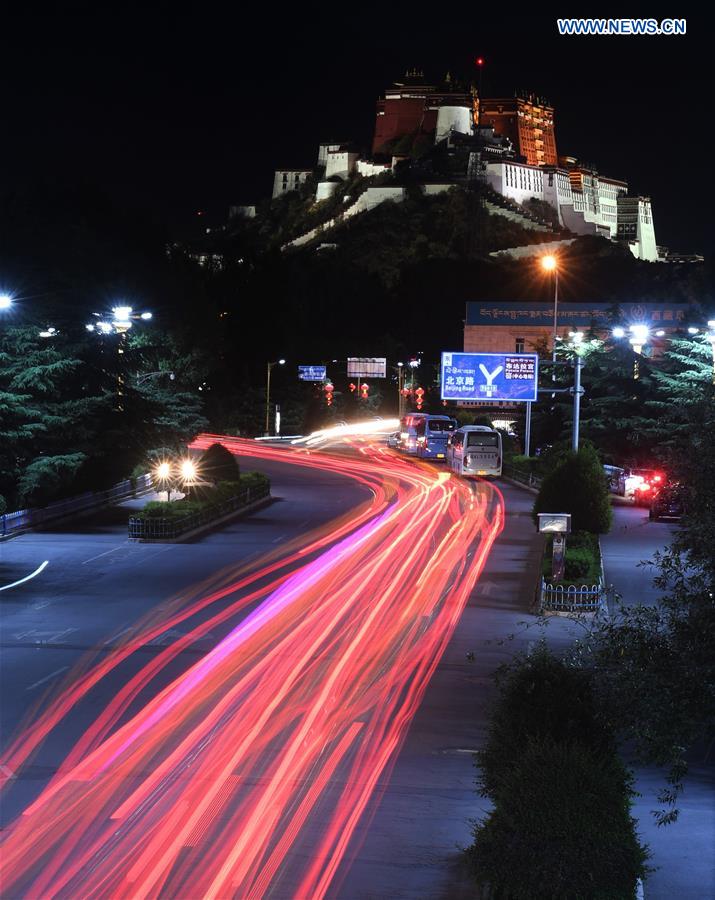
[200,442,240,484]
[533,442,612,533]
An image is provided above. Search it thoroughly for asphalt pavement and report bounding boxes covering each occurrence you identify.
[0,456,370,825]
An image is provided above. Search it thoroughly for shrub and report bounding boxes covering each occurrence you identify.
[200,442,240,484]
[564,547,595,581]
[477,649,613,801]
[533,443,612,533]
[468,737,649,899]
[469,649,649,898]
[136,473,268,521]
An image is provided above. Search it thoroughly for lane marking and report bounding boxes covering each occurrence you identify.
[0,560,49,593]
[81,546,124,565]
[25,666,69,692]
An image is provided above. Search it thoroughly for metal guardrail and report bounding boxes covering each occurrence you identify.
[539,578,605,613]
[503,464,543,489]
[1,474,152,536]
[128,483,270,540]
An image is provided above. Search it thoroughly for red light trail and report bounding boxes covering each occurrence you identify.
[1,436,504,898]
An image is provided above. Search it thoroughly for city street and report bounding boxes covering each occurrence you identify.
[0,439,504,898]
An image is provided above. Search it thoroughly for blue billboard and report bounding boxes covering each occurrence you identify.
[441,352,539,402]
[298,365,327,382]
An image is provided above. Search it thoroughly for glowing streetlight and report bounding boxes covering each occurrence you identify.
[265,358,286,436]
[687,326,699,335]
[628,324,649,354]
[154,460,174,501]
[539,255,560,384]
[612,326,626,339]
[655,329,665,337]
[0,293,13,310]
[39,327,58,338]
[180,459,198,486]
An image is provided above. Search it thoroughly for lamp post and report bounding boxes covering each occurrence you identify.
[86,305,153,409]
[627,324,649,379]
[568,331,585,451]
[540,255,559,375]
[397,362,405,418]
[706,320,715,385]
[265,359,285,436]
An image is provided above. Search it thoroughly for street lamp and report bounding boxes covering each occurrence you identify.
[628,324,649,379]
[396,362,406,418]
[568,331,585,451]
[265,358,286,436]
[154,460,174,501]
[540,255,559,381]
[0,293,13,310]
[705,320,715,385]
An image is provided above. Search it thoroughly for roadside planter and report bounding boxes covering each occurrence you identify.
[537,514,606,613]
[128,477,269,541]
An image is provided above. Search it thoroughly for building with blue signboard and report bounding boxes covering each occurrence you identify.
[464,300,698,357]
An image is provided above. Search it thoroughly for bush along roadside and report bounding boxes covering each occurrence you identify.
[128,473,269,540]
[466,647,650,899]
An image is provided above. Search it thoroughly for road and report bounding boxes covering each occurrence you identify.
[0,438,504,898]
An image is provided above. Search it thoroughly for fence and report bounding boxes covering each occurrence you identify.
[538,578,606,613]
[1,475,152,536]
[128,483,270,540]
[503,463,543,490]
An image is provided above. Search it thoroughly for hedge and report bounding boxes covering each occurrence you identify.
[468,648,649,897]
[137,473,268,521]
[541,531,602,584]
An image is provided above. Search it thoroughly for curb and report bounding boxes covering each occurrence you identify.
[131,495,274,543]
[501,475,539,495]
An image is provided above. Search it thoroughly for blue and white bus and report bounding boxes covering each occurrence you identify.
[446,425,503,478]
[399,413,456,459]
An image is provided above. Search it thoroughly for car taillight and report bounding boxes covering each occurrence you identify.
[636,483,651,492]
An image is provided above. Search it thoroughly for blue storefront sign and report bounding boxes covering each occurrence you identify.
[466,301,694,329]
[298,365,327,382]
[441,352,539,402]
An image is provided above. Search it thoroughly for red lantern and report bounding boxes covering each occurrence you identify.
[324,382,334,406]
[360,382,369,400]
[349,382,356,392]
[415,386,425,410]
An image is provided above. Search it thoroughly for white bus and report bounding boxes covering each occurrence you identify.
[446,425,503,478]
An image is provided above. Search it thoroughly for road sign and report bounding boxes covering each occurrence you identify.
[347,358,386,379]
[441,351,539,402]
[298,365,327,382]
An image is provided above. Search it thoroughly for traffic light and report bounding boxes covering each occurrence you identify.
[324,382,334,406]
[360,382,369,400]
[415,386,425,410]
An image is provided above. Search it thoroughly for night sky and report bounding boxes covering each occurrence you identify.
[3,6,712,253]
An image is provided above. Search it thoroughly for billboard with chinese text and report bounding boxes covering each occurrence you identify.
[347,358,387,378]
[298,365,327,382]
[441,352,539,402]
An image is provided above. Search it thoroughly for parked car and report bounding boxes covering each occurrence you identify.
[649,484,685,521]
[387,431,400,448]
[623,468,667,506]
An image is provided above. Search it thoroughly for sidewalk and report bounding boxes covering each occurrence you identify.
[600,504,715,899]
